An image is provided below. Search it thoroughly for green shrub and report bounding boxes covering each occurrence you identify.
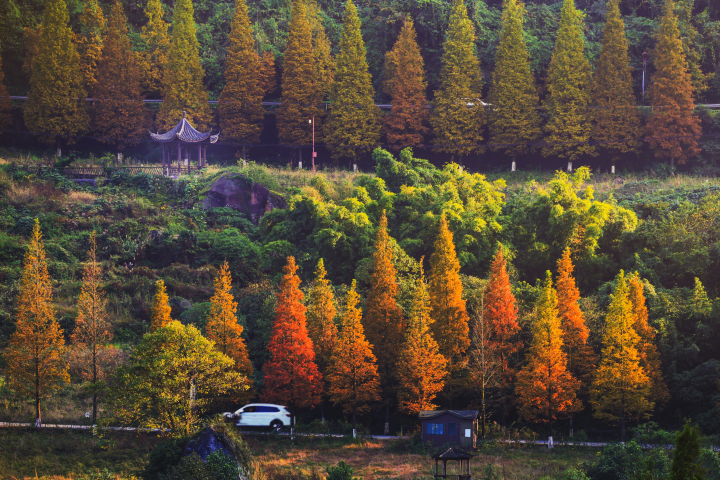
[141,436,188,480]
[327,461,358,480]
[583,441,671,480]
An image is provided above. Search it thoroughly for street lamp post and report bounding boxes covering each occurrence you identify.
[642,51,649,102]
[309,118,316,173]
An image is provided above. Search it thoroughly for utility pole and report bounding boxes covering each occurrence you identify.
[309,118,316,173]
[642,51,648,103]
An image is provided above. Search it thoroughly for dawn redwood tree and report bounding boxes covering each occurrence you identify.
[670,421,706,480]
[71,231,113,426]
[92,1,145,151]
[24,0,89,152]
[307,0,334,99]
[218,0,264,150]
[75,0,105,93]
[262,257,322,429]
[646,0,702,166]
[258,51,277,98]
[591,0,641,170]
[590,271,652,442]
[325,0,381,165]
[157,0,212,130]
[430,0,484,162]
[149,280,172,332]
[469,306,500,440]
[327,281,380,431]
[396,268,447,415]
[629,273,669,411]
[484,245,521,425]
[363,211,404,434]
[4,219,69,425]
[516,272,580,434]
[543,0,594,162]
[205,262,254,393]
[138,0,170,98]
[488,0,541,164]
[382,17,428,149]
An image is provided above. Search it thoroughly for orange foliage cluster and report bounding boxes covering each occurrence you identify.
[149,279,172,332]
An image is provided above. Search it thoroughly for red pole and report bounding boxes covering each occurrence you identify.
[312,117,315,174]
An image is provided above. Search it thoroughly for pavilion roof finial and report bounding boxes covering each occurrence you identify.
[183,111,187,119]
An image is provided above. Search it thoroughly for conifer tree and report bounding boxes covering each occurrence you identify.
[543,0,594,161]
[363,211,404,434]
[516,272,580,433]
[92,1,145,150]
[646,0,701,166]
[383,17,428,148]
[590,271,652,442]
[556,249,595,386]
[205,262,254,387]
[262,257,322,428]
[24,0,89,150]
[306,259,338,381]
[4,219,69,424]
[218,0,264,146]
[628,274,669,410]
[157,0,212,131]
[138,0,170,98]
[484,246,520,424]
[258,51,277,97]
[276,0,323,157]
[307,0,334,98]
[327,281,381,430]
[149,280,172,332]
[75,0,105,93]
[396,268,447,415]
[0,52,11,130]
[430,0,485,162]
[71,232,112,426]
[488,0,541,161]
[591,0,642,168]
[325,0,381,163]
[670,421,706,480]
[428,213,470,366]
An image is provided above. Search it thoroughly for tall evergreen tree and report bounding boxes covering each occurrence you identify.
[543,0,594,162]
[24,0,89,150]
[218,0,264,147]
[149,280,172,332]
[4,220,69,424]
[646,0,701,165]
[430,0,485,162]
[306,259,338,380]
[157,0,212,131]
[591,0,641,169]
[277,0,323,160]
[307,0,334,99]
[138,0,169,98]
[670,421,706,480]
[516,272,580,433]
[590,271,652,442]
[75,0,105,93]
[325,0,381,164]
[382,17,428,148]
[0,51,11,130]
[488,0,541,161]
[92,1,145,151]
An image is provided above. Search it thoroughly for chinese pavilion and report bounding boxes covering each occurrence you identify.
[150,112,219,175]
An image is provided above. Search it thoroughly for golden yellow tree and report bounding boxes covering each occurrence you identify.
[396,267,447,415]
[4,219,69,424]
[138,0,170,98]
[71,231,113,425]
[75,0,106,92]
[205,262,254,400]
[590,271,652,442]
[327,281,381,431]
[149,279,172,332]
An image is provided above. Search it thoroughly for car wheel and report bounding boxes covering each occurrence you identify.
[270,420,283,432]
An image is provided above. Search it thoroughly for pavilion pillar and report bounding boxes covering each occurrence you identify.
[162,144,166,175]
[203,145,207,167]
[442,460,446,476]
[177,143,181,174]
[198,144,202,171]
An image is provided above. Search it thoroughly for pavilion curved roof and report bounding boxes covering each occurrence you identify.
[149,112,219,143]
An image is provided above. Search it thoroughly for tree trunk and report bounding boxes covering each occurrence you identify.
[352,404,357,438]
[35,357,41,426]
[92,344,98,425]
[384,404,389,435]
[621,407,626,443]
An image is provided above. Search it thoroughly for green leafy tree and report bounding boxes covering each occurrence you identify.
[670,421,706,480]
[542,0,594,162]
[488,0,541,161]
[157,0,212,131]
[24,0,89,150]
[430,0,485,162]
[325,0,381,164]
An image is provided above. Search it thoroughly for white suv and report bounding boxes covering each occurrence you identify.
[223,403,291,430]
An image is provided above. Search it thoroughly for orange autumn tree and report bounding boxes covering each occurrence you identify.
[149,279,172,332]
[396,266,447,415]
[484,245,521,424]
[363,211,404,434]
[629,273,669,411]
[71,231,113,425]
[262,257,322,429]
[205,262,254,400]
[4,219,69,424]
[516,272,581,433]
[327,281,381,430]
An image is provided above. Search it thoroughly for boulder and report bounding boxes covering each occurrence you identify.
[183,426,234,461]
[202,174,287,224]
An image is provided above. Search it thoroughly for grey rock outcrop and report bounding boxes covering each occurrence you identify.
[183,426,234,461]
[202,174,287,224]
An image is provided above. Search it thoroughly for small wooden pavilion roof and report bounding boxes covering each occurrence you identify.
[149,112,219,144]
[432,448,474,460]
